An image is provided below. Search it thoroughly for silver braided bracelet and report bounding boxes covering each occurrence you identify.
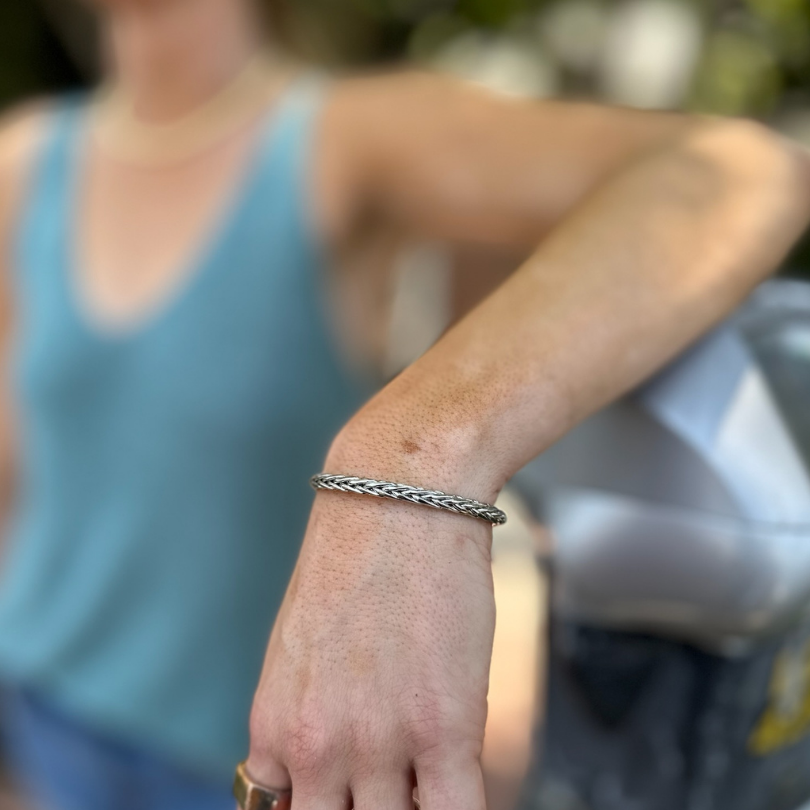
[309,473,507,526]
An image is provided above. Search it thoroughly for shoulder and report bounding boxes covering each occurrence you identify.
[314,70,507,244]
[323,69,509,150]
[0,99,54,185]
[322,69,533,195]
[0,99,56,231]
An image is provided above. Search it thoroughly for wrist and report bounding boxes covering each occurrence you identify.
[324,382,506,506]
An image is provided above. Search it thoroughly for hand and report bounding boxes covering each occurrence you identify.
[246,478,496,810]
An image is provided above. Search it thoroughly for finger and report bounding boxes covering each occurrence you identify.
[291,786,351,810]
[352,770,414,810]
[414,755,486,810]
[282,734,351,810]
[245,749,291,791]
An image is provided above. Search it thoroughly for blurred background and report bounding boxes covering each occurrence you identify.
[2,0,810,272]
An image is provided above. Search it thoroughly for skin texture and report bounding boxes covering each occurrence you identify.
[1,1,810,809]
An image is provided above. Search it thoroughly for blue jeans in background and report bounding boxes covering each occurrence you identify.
[1,689,234,810]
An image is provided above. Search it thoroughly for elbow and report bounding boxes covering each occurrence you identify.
[677,118,810,219]
[648,119,810,298]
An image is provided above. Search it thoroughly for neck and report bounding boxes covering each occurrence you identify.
[102,0,265,121]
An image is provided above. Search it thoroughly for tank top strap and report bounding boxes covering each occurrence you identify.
[243,72,331,263]
[256,71,330,180]
[15,96,86,291]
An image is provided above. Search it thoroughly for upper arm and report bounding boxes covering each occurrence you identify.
[318,71,698,249]
[0,100,50,279]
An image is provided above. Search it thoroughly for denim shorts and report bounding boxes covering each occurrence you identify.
[1,688,234,810]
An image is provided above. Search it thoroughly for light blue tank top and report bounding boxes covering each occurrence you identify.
[0,80,367,779]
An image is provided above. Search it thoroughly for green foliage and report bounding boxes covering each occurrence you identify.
[455,0,539,28]
[407,12,471,61]
[746,0,810,66]
[690,30,782,116]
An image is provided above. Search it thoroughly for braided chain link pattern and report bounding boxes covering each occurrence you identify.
[309,473,507,526]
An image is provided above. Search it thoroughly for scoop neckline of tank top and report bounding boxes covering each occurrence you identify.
[61,74,307,343]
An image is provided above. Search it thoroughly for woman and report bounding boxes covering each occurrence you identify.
[0,1,807,809]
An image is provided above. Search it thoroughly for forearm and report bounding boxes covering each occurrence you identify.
[326,120,810,504]
[248,115,810,809]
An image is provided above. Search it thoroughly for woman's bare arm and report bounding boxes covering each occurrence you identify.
[316,72,700,249]
[248,75,810,810]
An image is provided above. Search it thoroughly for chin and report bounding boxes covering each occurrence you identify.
[84,0,247,6]
[82,0,188,7]
[81,0,144,7]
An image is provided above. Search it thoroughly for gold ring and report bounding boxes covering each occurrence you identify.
[234,761,293,810]
[234,761,422,810]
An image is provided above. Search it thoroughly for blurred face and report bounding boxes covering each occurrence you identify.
[89,0,261,94]
[83,0,245,13]
[84,0,168,8]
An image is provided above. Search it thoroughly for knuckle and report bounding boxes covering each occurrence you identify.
[684,119,801,189]
[248,705,278,761]
[404,716,446,754]
[398,689,485,764]
[400,695,457,754]
[284,719,336,777]
[346,716,393,772]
